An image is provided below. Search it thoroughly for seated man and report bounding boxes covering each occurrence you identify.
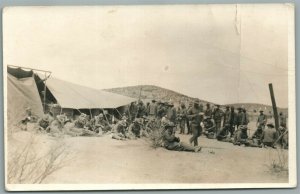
[248,125,264,147]
[112,120,127,140]
[20,107,38,131]
[94,114,112,134]
[216,124,230,141]
[128,118,142,138]
[261,123,278,148]
[38,113,53,132]
[279,125,288,149]
[48,114,67,135]
[163,122,201,152]
[233,125,249,146]
[203,116,216,139]
[74,113,88,128]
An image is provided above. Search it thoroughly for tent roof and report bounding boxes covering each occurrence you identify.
[37,74,136,109]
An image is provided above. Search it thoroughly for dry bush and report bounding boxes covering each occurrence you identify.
[7,135,72,184]
[148,129,164,149]
[266,148,288,175]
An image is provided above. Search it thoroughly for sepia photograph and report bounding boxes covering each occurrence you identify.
[2,3,296,190]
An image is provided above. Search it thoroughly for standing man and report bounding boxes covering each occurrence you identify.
[129,101,138,122]
[243,108,250,126]
[186,101,193,135]
[257,110,267,130]
[222,106,231,136]
[204,103,213,117]
[279,112,287,128]
[237,107,245,129]
[136,100,146,118]
[177,102,187,134]
[223,106,231,127]
[166,101,177,124]
[228,106,237,137]
[213,105,223,136]
[187,99,202,146]
[148,99,158,119]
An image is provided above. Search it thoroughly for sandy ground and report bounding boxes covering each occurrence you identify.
[7,122,288,184]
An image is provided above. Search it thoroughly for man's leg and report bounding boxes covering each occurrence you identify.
[186,119,191,134]
[180,142,198,152]
[190,125,199,146]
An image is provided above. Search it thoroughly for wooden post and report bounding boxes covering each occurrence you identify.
[269,83,279,130]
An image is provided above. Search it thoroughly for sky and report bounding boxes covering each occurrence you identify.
[3,4,292,107]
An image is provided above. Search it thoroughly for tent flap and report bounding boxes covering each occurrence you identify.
[7,74,44,127]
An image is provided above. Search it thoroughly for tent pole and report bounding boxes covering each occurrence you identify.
[60,107,63,115]
[115,108,122,118]
[8,64,52,73]
[101,108,110,124]
[43,72,47,113]
[89,109,93,119]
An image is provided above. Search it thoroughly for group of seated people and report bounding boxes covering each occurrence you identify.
[20,107,288,151]
[201,115,288,149]
[21,107,160,140]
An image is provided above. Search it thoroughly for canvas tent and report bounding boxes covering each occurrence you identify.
[36,74,136,109]
[7,72,44,128]
[7,66,136,121]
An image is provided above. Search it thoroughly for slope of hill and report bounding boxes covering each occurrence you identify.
[104,85,210,105]
[104,85,288,115]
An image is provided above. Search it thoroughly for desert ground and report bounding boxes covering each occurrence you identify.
[7,121,288,184]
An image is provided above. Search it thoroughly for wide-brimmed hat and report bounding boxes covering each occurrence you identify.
[240,125,247,130]
[42,115,50,121]
[165,122,175,128]
[267,123,275,128]
[99,113,104,118]
[120,120,127,127]
[259,110,264,112]
[194,99,200,104]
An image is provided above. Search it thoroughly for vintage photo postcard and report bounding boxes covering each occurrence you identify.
[2,4,296,191]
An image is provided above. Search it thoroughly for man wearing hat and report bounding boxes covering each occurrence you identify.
[203,116,216,139]
[236,107,246,129]
[279,112,287,128]
[177,102,187,134]
[136,100,147,118]
[38,113,53,132]
[257,110,267,130]
[129,101,138,122]
[163,122,202,152]
[261,123,278,148]
[157,101,166,120]
[233,125,249,146]
[187,99,203,146]
[204,103,213,118]
[128,118,142,138]
[95,113,111,133]
[147,99,158,119]
[223,106,231,127]
[186,101,193,134]
[228,106,237,137]
[166,101,177,124]
[112,120,127,140]
[212,105,224,136]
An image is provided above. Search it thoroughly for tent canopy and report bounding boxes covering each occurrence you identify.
[37,74,136,109]
[7,74,44,127]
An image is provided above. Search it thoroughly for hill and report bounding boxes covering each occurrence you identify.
[225,103,288,116]
[104,85,288,115]
[104,85,210,106]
